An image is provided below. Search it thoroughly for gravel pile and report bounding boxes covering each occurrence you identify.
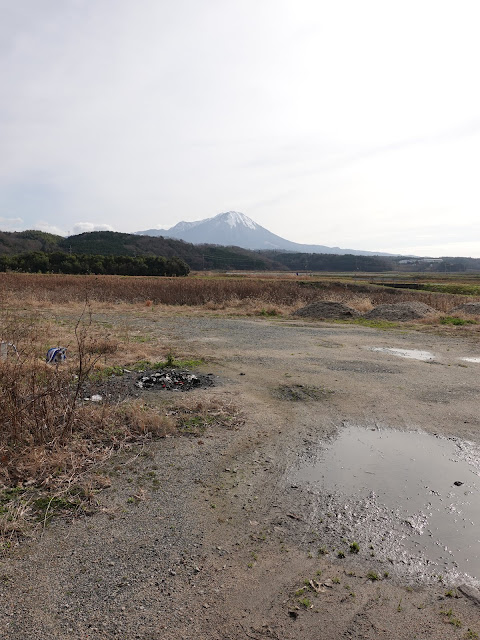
[293,300,360,319]
[450,302,480,315]
[365,301,435,321]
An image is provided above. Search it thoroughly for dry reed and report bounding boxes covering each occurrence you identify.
[1,272,478,313]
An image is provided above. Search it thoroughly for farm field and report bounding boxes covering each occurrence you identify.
[1,273,480,639]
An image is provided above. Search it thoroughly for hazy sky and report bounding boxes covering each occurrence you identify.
[1,0,479,256]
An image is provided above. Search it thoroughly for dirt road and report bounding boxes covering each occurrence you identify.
[1,313,480,639]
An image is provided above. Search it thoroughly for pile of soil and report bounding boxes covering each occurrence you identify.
[293,300,360,319]
[450,302,480,315]
[365,302,435,321]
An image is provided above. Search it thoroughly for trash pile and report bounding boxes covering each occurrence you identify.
[136,368,213,391]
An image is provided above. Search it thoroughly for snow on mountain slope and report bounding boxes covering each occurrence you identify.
[220,211,257,230]
[135,212,391,255]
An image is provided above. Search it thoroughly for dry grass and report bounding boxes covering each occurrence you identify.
[2,272,479,315]
[0,300,244,549]
[167,395,244,435]
[0,305,178,548]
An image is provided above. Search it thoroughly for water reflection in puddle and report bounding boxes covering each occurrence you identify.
[294,426,480,581]
[369,347,436,361]
[461,357,480,363]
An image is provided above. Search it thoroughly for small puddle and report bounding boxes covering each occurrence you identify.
[293,426,480,583]
[461,357,480,363]
[369,347,435,361]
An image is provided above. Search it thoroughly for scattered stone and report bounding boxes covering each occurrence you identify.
[90,394,103,402]
[453,481,464,486]
[365,302,435,321]
[293,301,360,319]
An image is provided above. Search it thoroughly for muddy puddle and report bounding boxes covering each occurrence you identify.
[292,425,480,585]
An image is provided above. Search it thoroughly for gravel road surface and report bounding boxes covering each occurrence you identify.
[1,313,479,639]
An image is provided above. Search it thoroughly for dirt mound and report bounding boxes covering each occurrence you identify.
[293,300,360,319]
[365,302,435,321]
[450,302,480,315]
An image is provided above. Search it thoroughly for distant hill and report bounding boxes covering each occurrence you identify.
[0,230,283,271]
[0,230,62,254]
[4,228,476,273]
[136,211,394,256]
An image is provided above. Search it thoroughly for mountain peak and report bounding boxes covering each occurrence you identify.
[135,212,392,256]
[213,211,258,230]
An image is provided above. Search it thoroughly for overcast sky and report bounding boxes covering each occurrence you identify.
[1,0,479,256]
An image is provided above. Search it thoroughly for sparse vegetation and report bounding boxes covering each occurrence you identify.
[298,597,311,608]
[440,316,476,326]
[440,608,462,628]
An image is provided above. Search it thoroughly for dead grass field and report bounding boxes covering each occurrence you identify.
[1,271,479,313]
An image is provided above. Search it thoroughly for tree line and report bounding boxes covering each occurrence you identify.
[258,251,394,272]
[0,252,190,276]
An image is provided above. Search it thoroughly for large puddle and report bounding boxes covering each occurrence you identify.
[293,426,480,584]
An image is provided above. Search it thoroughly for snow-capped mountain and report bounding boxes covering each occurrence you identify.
[136,211,390,255]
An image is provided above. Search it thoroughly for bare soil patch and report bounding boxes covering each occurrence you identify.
[273,384,333,401]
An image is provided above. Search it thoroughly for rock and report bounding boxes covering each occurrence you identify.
[293,301,360,319]
[365,302,435,321]
[453,481,464,486]
[458,584,480,606]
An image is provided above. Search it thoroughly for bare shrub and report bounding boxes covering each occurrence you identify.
[0,304,172,490]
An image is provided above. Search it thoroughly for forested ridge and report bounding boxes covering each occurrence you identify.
[1,229,479,273]
[0,252,189,276]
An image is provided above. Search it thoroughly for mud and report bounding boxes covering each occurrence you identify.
[292,425,480,583]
